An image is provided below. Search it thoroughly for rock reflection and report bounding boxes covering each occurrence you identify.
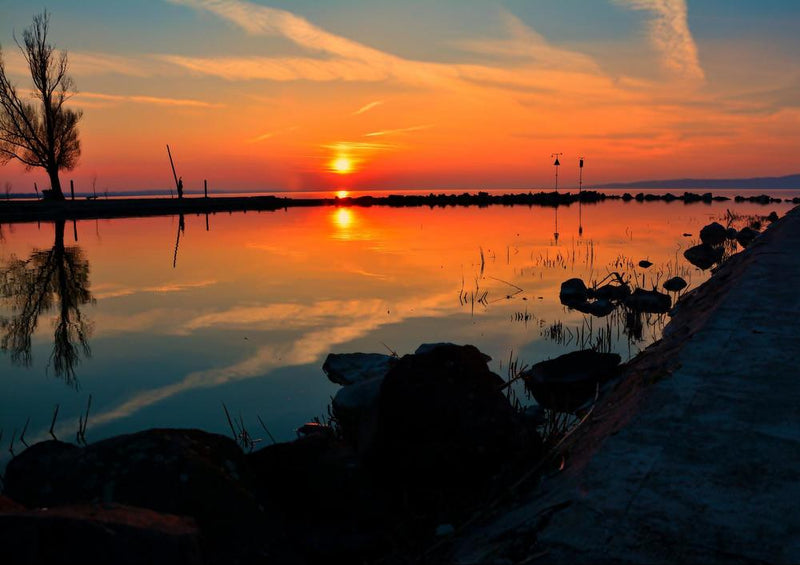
[0,219,93,386]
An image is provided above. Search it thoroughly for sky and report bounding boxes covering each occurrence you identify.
[0,0,798,193]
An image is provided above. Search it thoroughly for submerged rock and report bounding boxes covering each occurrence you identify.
[322,352,394,385]
[663,276,688,292]
[684,243,723,270]
[624,288,672,314]
[700,222,728,246]
[559,278,588,305]
[522,350,622,413]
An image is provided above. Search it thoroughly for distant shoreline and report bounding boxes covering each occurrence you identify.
[0,189,796,224]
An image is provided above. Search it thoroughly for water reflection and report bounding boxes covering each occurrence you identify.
[0,219,94,386]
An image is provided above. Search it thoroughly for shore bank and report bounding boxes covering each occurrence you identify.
[441,204,800,564]
[0,189,794,223]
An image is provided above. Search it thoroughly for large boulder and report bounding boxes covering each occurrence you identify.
[684,243,723,270]
[332,377,383,451]
[322,353,394,385]
[522,350,621,413]
[372,343,540,488]
[4,429,279,562]
[248,435,392,562]
[699,222,728,246]
[0,504,201,565]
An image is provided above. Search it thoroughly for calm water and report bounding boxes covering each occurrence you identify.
[0,191,795,466]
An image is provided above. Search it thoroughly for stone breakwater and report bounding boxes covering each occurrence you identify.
[1,189,796,223]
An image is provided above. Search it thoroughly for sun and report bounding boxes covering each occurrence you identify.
[331,156,353,174]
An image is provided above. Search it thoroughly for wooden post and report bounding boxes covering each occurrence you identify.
[204,179,208,198]
[70,179,75,201]
[34,182,39,199]
[166,144,180,197]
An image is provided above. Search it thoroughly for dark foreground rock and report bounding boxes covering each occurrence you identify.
[2,343,545,564]
[0,504,201,565]
[522,350,622,413]
[4,430,287,564]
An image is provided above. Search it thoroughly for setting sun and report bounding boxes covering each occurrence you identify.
[331,156,353,174]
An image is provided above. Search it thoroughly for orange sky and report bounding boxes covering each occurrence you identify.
[1,0,799,193]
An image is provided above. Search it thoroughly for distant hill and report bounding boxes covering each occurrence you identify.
[595,174,800,190]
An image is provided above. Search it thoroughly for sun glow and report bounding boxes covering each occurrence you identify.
[331,156,353,174]
[336,190,349,198]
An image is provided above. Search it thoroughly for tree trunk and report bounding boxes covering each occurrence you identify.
[46,167,65,201]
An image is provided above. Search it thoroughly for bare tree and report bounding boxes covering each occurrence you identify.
[0,11,82,201]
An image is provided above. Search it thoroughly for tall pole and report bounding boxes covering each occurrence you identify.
[578,157,585,236]
[166,144,179,198]
[551,153,563,193]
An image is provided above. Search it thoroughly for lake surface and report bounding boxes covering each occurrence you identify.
[0,190,795,466]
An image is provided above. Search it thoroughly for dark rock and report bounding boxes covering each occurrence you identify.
[699,222,728,246]
[0,504,201,565]
[663,276,688,292]
[522,350,622,413]
[249,435,392,562]
[591,282,631,301]
[736,226,759,248]
[322,352,394,385]
[559,278,588,305]
[373,343,539,487]
[726,227,738,239]
[5,429,278,562]
[767,211,779,222]
[638,260,653,269]
[332,377,383,450]
[684,243,723,270]
[624,288,672,313]
[750,220,762,230]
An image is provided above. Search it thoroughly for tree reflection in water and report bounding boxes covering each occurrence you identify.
[1,219,93,386]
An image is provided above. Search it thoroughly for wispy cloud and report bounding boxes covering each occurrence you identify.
[365,124,432,137]
[78,291,457,431]
[76,91,223,108]
[2,50,157,78]
[615,0,704,80]
[323,141,396,152]
[93,279,218,300]
[248,125,299,143]
[353,100,383,115]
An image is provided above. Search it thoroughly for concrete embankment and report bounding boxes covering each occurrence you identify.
[446,205,800,564]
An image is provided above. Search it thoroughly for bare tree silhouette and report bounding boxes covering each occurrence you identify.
[0,11,82,201]
[1,219,93,386]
